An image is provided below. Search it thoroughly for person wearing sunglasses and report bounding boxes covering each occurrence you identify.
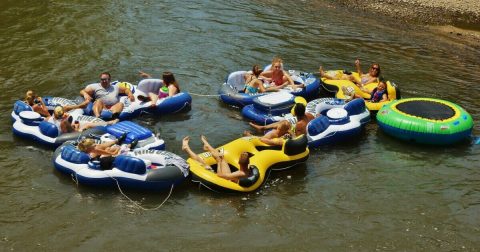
[319,59,381,87]
[80,72,135,119]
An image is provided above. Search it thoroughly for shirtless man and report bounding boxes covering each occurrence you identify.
[248,103,314,139]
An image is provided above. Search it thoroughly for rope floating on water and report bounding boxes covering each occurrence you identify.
[188,92,221,97]
[112,176,175,211]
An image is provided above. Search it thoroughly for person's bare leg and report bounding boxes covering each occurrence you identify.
[149,92,158,107]
[243,130,253,136]
[33,105,50,117]
[216,155,232,177]
[182,136,208,166]
[110,102,124,114]
[80,119,119,131]
[201,135,223,159]
[93,100,104,117]
[64,100,90,112]
[200,135,232,175]
[249,122,265,131]
[319,66,332,79]
[96,141,116,149]
[60,120,74,133]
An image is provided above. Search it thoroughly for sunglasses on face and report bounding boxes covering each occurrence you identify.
[100,78,110,82]
[371,67,379,70]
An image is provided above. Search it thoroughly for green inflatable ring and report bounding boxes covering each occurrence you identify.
[377,98,474,145]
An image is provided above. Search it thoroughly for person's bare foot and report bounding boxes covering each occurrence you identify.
[200,135,211,151]
[319,66,326,77]
[200,135,208,143]
[107,119,120,125]
[249,122,263,131]
[243,130,253,136]
[182,136,190,151]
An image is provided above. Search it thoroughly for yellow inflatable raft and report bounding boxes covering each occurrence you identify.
[321,70,401,111]
[188,135,309,193]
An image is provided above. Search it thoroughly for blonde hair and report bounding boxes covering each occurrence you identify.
[78,138,95,152]
[25,90,35,104]
[53,106,64,119]
[271,56,283,66]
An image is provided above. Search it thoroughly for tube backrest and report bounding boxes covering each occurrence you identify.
[113,155,146,175]
[283,134,308,156]
[239,165,260,187]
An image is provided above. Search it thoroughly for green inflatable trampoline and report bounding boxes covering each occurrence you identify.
[377,98,474,145]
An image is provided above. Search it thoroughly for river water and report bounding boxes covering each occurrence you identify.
[1,0,479,251]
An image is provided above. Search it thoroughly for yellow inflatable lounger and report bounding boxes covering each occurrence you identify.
[188,135,309,193]
[320,70,401,111]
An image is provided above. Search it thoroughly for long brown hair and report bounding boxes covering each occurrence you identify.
[239,152,250,167]
[370,63,381,77]
[252,65,262,77]
[162,71,180,92]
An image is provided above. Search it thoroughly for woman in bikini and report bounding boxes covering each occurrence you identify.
[319,59,381,87]
[77,134,137,170]
[138,71,181,107]
[182,135,251,183]
[48,105,119,134]
[260,57,304,89]
[243,65,282,94]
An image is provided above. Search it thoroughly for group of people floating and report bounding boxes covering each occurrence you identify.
[24,70,181,169]
[23,56,388,183]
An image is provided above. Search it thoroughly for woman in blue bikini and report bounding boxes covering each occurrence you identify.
[243,65,282,94]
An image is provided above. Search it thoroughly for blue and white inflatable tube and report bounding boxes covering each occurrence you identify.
[12,102,165,150]
[306,98,370,148]
[241,92,298,125]
[219,70,319,107]
[84,80,192,121]
[305,98,371,125]
[53,143,189,191]
[11,96,85,123]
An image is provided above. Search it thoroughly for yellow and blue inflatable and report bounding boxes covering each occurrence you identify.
[188,135,309,193]
[320,70,401,111]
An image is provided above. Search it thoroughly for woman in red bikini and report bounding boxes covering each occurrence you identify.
[260,57,304,89]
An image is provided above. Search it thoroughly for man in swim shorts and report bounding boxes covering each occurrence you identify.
[80,72,135,119]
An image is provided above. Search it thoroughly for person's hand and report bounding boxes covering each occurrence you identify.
[83,93,93,101]
[128,94,135,102]
[33,97,42,105]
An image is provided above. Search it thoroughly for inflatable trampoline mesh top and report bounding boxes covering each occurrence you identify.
[396,100,455,120]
